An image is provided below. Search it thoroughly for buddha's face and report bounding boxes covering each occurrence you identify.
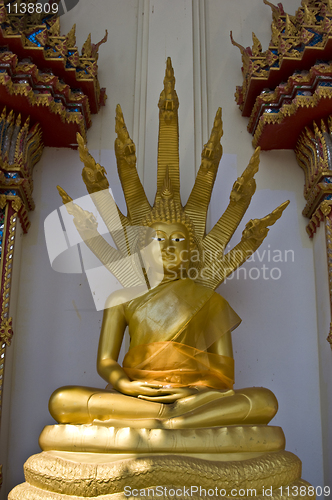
[144,221,190,278]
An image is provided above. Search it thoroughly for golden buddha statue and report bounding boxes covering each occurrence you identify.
[47,58,287,431]
[48,190,281,430]
[9,58,314,500]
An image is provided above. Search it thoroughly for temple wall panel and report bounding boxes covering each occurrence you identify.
[0,0,328,497]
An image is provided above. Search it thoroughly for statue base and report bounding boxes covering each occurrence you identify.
[9,425,315,499]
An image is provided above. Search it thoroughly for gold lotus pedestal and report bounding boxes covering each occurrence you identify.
[9,424,311,500]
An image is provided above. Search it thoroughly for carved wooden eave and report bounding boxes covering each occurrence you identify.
[0,1,107,148]
[232,0,332,117]
[0,1,107,114]
[232,0,332,347]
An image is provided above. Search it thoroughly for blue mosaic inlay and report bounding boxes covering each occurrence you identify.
[324,177,332,184]
[76,67,89,75]
[264,108,279,113]
[26,29,44,47]
[318,81,332,87]
[66,50,76,68]
[307,29,323,46]
[4,190,17,196]
[4,173,20,179]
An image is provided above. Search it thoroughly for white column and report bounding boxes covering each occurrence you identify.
[133,0,208,205]
[313,221,332,489]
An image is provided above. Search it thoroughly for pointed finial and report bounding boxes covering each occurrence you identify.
[285,14,297,36]
[158,57,179,117]
[7,109,14,123]
[57,185,73,205]
[82,33,92,57]
[313,120,319,135]
[321,119,328,134]
[15,113,21,127]
[303,4,316,24]
[304,4,310,22]
[49,17,60,36]
[66,24,76,47]
[252,32,262,56]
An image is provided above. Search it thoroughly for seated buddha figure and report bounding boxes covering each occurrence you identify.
[49,58,288,432]
[49,194,281,429]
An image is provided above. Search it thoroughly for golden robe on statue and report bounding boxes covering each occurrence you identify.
[122,279,240,390]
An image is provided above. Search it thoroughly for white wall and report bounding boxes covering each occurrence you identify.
[1,0,326,497]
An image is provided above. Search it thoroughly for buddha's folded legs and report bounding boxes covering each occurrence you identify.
[163,387,278,428]
[49,385,277,428]
[49,386,165,424]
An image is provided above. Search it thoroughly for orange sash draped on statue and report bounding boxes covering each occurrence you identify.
[123,341,235,389]
[122,279,241,390]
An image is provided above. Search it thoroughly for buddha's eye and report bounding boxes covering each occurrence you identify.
[171,237,185,242]
[152,236,165,242]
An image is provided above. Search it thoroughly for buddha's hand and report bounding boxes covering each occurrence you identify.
[115,379,167,398]
[137,386,203,403]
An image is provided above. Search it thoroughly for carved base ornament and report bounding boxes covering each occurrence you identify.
[10,447,309,500]
[8,57,314,498]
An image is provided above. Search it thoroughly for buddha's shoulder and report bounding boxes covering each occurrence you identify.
[104,285,149,309]
[189,280,230,305]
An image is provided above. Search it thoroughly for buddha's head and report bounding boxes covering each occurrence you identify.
[139,182,200,280]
